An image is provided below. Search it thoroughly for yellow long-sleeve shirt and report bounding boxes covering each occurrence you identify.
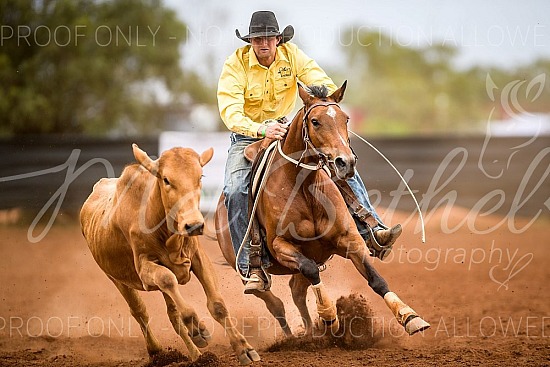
[217,42,337,138]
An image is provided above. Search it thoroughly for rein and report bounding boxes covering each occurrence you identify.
[236,103,343,279]
[276,141,332,176]
[236,98,426,280]
[278,102,427,243]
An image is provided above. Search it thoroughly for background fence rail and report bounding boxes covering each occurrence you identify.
[0,135,547,221]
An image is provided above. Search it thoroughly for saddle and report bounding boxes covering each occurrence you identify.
[243,139,392,262]
[244,138,277,271]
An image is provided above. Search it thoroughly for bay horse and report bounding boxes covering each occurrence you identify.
[215,82,430,337]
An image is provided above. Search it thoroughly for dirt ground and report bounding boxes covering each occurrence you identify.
[0,207,549,367]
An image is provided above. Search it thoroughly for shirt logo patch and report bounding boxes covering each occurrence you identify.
[278,66,292,78]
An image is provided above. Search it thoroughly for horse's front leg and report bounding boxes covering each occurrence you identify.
[272,237,339,334]
[338,236,430,335]
[191,245,261,365]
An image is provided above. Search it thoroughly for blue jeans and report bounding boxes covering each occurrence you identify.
[223,133,386,274]
[223,134,259,274]
[346,173,388,236]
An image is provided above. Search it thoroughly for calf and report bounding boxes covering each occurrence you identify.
[80,144,260,365]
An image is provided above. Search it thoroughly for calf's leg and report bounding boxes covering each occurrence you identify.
[110,279,162,356]
[191,246,261,365]
[138,261,202,361]
[162,294,210,349]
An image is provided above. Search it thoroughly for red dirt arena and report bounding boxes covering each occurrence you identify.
[0,206,548,366]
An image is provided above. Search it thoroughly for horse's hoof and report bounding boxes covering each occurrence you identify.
[238,348,261,365]
[316,316,340,335]
[405,316,430,335]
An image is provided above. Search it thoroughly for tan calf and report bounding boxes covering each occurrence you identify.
[80,144,260,365]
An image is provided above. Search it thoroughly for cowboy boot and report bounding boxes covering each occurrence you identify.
[369,224,402,260]
[374,224,402,248]
[244,243,267,294]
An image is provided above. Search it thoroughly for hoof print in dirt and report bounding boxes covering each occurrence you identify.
[266,293,380,352]
[145,348,189,367]
[335,293,381,349]
[144,349,220,367]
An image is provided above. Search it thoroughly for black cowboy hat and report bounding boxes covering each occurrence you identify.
[235,11,294,44]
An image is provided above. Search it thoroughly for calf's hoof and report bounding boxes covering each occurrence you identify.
[238,348,261,365]
[189,327,211,348]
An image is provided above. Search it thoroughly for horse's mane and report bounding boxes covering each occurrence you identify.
[303,84,329,99]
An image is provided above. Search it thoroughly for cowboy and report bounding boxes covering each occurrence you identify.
[217,11,402,294]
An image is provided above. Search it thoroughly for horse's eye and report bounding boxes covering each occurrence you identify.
[163,177,170,186]
[311,118,320,127]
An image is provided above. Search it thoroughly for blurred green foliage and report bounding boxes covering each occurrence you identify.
[337,28,550,136]
[0,0,214,136]
[1,4,549,137]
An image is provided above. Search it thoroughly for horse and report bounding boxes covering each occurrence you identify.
[215,82,430,337]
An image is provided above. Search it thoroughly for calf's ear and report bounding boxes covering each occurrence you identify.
[132,143,160,177]
[200,147,214,167]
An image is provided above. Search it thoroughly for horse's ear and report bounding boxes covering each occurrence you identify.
[133,143,160,177]
[298,83,311,104]
[330,80,347,103]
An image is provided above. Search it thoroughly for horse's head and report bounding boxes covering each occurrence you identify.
[298,81,356,179]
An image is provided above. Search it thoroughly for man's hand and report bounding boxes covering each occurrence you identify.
[259,119,287,140]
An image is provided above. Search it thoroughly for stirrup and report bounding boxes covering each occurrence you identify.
[367,225,401,260]
[371,243,393,261]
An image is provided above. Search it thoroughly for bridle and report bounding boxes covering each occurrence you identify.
[257,102,427,245]
[276,101,356,175]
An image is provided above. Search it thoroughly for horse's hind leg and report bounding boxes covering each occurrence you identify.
[341,239,430,335]
[272,238,339,334]
[110,279,162,356]
[250,289,293,337]
[289,273,313,334]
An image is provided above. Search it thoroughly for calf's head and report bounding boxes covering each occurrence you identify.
[132,143,214,236]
